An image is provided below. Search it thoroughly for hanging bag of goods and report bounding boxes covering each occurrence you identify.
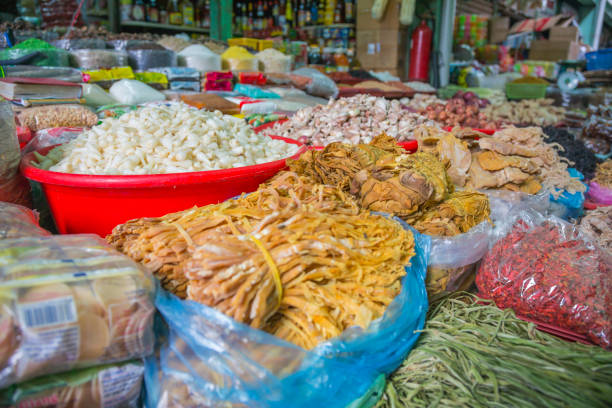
[476,210,612,349]
[109,176,429,408]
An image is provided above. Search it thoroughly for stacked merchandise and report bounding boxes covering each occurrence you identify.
[0,202,153,407]
[454,15,488,48]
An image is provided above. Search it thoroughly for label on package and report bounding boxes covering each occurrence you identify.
[99,364,144,408]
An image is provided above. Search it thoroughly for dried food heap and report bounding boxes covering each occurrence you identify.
[483,99,566,127]
[109,172,414,350]
[477,217,612,349]
[593,160,612,188]
[411,191,490,237]
[264,94,437,145]
[542,126,601,179]
[579,206,612,252]
[415,125,586,198]
[581,105,612,155]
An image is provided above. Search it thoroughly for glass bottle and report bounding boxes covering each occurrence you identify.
[182,0,194,26]
[147,0,159,22]
[131,0,146,22]
[168,0,182,25]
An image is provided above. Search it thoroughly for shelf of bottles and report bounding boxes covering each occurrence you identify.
[119,0,211,33]
[233,0,355,71]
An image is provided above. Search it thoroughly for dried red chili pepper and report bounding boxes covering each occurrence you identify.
[476,214,612,349]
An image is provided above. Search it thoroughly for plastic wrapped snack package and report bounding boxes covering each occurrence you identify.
[71,49,129,70]
[127,49,177,71]
[0,48,70,67]
[426,221,492,300]
[109,79,166,105]
[0,361,144,408]
[16,105,98,132]
[178,45,221,72]
[291,68,338,98]
[477,210,612,349]
[0,202,50,239]
[145,220,429,408]
[256,48,292,73]
[0,235,156,388]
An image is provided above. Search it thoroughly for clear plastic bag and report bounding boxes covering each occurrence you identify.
[0,100,31,207]
[127,49,177,71]
[0,100,20,181]
[17,105,98,132]
[109,79,166,105]
[23,127,84,154]
[145,220,429,408]
[0,202,49,239]
[427,221,492,300]
[291,67,339,98]
[52,38,107,50]
[0,48,70,67]
[0,361,145,408]
[82,83,118,107]
[71,49,129,70]
[0,234,156,388]
[476,210,612,349]
[0,65,84,83]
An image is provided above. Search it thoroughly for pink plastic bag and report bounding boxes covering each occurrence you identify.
[587,181,612,206]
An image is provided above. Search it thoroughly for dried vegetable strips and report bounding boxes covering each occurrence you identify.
[109,173,415,349]
[477,216,612,348]
[108,172,358,298]
[377,294,612,408]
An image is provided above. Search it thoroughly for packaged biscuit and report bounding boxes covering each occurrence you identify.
[0,361,144,408]
[0,235,155,388]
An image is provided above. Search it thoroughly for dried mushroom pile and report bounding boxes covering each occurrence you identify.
[264,95,437,145]
[109,172,415,350]
[415,126,585,198]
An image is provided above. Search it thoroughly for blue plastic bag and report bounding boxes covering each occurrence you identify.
[145,219,429,408]
[233,84,281,99]
[549,168,586,219]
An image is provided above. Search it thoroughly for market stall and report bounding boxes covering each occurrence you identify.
[0,0,611,407]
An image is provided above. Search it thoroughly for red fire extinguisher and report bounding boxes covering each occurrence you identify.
[409,20,433,82]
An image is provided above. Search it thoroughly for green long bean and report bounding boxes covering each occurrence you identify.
[377,293,612,408]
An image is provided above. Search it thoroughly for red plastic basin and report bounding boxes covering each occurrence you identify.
[20,136,306,237]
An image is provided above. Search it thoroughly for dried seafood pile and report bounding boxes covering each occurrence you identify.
[263,95,437,145]
[483,99,565,127]
[415,125,585,197]
[400,94,445,111]
[108,172,414,350]
[420,98,497,129]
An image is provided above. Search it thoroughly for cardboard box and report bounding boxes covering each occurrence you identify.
[529,40,580,61]
[357,0,402,31]
[357,29,408,70]
[488,17,510,44]
[549,26,579,42]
